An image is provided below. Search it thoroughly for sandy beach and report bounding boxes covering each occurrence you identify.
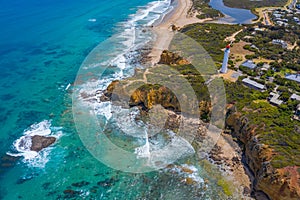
[149,0,211,65]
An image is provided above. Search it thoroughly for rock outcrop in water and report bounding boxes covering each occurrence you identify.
[30,135,56,152]
[226,105,300,200]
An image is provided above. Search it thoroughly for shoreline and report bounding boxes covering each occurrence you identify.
[145,0,253,197]
[148,0,211,65]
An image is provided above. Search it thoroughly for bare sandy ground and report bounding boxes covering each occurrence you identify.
[149,0,211,65]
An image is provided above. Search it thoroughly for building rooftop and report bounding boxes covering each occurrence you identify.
[263,63,270,69]
[272,39,288,48]
[254,28,264,31]
[261,63,270,71]
[241,60,257,69]
[270,98,283,106]
[285,74,300,83]
[269,92,283,106]
[291,93,300,101]
[250,44,259,49]
[273,13,283,18]
[242,78,265,90]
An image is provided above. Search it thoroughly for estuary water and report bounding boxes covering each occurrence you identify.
[209,0,257,24]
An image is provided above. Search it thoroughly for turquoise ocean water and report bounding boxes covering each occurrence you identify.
[0,0,241,199]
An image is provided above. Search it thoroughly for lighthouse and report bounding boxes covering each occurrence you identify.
[220,44,230,74]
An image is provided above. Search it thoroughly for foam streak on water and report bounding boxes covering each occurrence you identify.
[78,0,172,96]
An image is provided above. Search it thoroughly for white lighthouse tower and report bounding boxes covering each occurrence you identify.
[220,44,230,74]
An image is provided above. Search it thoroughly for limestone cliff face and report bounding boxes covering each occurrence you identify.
[226,106,300,200]
[102,65,210,116]
[104,79,210,115]
[103,80,180,111]
[130,86,181,112]
[158,50,190,66]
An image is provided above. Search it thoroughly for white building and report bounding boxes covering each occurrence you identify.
[220,44,230,73]
[272,39,288,48]
[291,93,300,101]
[242,78,266,91]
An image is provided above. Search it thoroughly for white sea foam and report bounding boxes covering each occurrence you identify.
[94,101,112,121]
[165,164,205,187]
[7,120,62,168]
[88,18,97,22]
[85,0,171,77]
[75,0,189,171]
[149,136,195,166]
[135,135,151,158]
[76,0,173,111]
[65,83,71,90]
[94,99,196,167]
[23,120,52,136]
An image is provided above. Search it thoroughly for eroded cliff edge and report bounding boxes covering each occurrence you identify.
[226,105,300,200]
[101,51,300,200]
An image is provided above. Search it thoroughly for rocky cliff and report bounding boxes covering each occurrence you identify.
[226,105,300,200]
[101,50,300,200]
[103,79,300,199]
[102,64,210,117]
[158,50,190,66]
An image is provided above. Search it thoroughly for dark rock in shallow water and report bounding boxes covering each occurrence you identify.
[1,154,20,168]
[90,189,97,193]
[63,189,81,198]
[44,60,52,66]
[30,135,56,152]
[16,175,33,184]
[1,154,20,162]
[71,181,90,188]
[0,94,15,101]
[46,191,57,197]
[97,178,115,188]
[42,182,51,190]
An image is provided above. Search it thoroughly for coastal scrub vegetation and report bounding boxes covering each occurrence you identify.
[226,79,300,168]
[181,23,241,64]
[179,22,300,169]
[163,60,300,169]
[192,0,224,19]
[235,25,300,65]
[223,0,288,9]
[235,25,300,93]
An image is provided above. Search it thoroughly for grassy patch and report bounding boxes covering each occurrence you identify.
[217,179,234,196]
